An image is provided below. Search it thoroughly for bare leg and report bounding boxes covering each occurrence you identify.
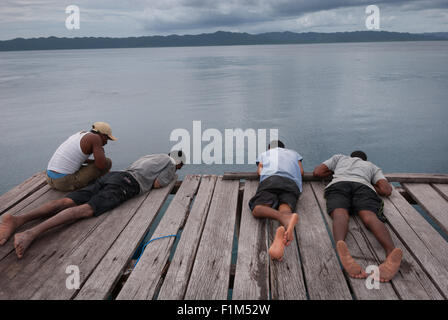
[0,197,76,245]
[332,209,367,279]
[358,210,395,256]
[331,208,350,242]
[14,203,94,258]
[358,210,402,282]
[252,204,298,246]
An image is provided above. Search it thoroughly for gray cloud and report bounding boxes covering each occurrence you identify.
[0,0,447,40]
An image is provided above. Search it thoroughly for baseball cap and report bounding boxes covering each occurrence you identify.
[92,122,117,141]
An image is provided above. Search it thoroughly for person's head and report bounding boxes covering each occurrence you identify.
[91,122,117,146]
[351,150,367,161]
[268,140,285,150]
[169,150,186,170]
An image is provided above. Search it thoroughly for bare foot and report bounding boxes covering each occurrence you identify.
[336,240,367,279]
[0,213,18,245]
[269,226,285,261]
[379,248,403,282]
[283,213,298,246]
[14,231,36,259]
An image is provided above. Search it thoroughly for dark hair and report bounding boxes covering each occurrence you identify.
[351,150,367,161]
[268,140,285,149]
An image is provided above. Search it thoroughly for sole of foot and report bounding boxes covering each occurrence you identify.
[379,248,403,282]
[336,240,367,279]
[269,226,286,261]
[14,231,34,259]
[0,213,17,245]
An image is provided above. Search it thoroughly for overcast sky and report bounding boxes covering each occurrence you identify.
[1,0,447,40]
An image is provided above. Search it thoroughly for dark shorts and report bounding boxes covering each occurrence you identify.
[66,171,140,216]
[249,175,301,212]
[324,181,386,222]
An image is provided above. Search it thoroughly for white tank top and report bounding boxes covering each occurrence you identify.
[47,131,90,174]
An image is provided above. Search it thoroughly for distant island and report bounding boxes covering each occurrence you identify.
[1,30,447,52]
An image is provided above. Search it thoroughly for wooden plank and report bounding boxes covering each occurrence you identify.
[296,183,352,300]
[157,175,218,300]
[432,184,448,202]
[388,188,448,269]
[0,172,47,214]
[0,202,112,299]
[310,181,399,300]
[232,180,271,300]
[403,183,448,235]
[354,202,444,300]
[0,179,175,299]
[223,172,448,184]
[0,187,65,261]
[223,172,321,181]
[184,178,240,300]
[27,179,176,300]
[268,220,307,300]
[381,188,448,298]
[385,173,448,184]
[117,175,201,300]
[74,180,176,300]
[386,189,448,297]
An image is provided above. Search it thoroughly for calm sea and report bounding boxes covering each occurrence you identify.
[0,41,447,195]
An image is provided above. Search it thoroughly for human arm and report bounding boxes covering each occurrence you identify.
[313,163,333,178]
[298,160,304,176]
[153,179,162,189]
[372,167,392,197]
[154,164,176,188]
[257,162,263,176]
[82,133,108,170]
[374,179,392,197]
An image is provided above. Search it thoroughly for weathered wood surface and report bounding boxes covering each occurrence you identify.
[1,172,448,300]
[385,188,448,298]
[269,220,307,300]
[184,178,240,300]
[0,172,47,214]
[232,180,270,300]
[295,183,352,300]
[432,184,448,202]
[0,186,65,261]
[311,181,399,300]
[223,172,448,184]
[75,180,175,300]
[354,209,444,300]
[158,175,218,300]
[403,183,448,235]
[117,175,200,300]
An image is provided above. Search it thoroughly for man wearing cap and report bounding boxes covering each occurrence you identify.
[0,151,185,258]
[46,122,116,191]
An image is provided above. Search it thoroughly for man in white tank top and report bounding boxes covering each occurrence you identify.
[46,122,116,191]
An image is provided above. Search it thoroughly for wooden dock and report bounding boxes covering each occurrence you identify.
[0,171,448,300]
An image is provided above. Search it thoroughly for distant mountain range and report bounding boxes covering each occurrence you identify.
[1,31,447,51]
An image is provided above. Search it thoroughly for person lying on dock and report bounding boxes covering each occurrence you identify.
[46,122,116,192]
[313,151,402,282]
[249,140,303,261]
[0,151,185,259]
